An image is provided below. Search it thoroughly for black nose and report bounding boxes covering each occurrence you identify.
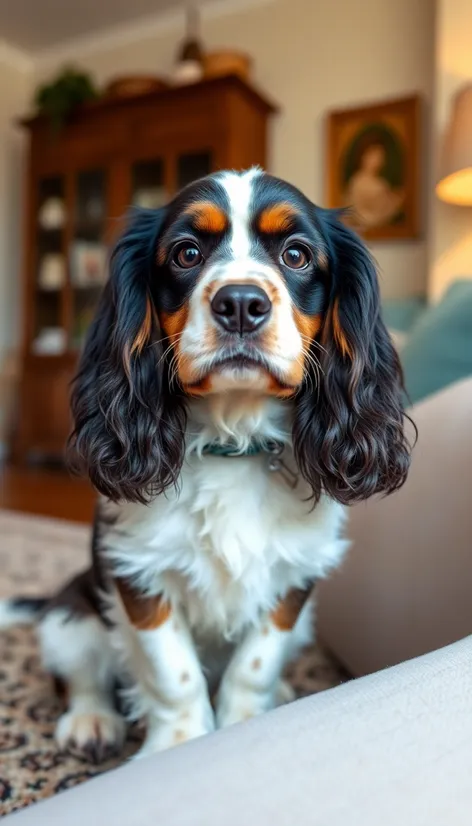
[211,284,272,334]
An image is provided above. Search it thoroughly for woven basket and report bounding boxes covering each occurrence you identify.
[203,51,252,81]
[105,76,167,98]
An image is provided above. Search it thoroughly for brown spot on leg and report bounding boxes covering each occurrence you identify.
[258,203,299,234]
[116,579,171,631]
[173,729,187,744]
[271,584,315,631]
[251,657,262,671]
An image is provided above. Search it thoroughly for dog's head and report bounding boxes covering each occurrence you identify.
[69,168,411,504]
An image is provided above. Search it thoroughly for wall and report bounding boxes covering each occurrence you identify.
[0,51,31,447]
[35,0,435,299]
[429,0,472,301]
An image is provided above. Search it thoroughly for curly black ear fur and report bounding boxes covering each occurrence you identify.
[293,210,412,505]
[68,208,186,503]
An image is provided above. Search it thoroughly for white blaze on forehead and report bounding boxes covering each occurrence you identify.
[218,168,261,259]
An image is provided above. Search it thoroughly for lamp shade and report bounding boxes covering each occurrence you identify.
[436,83,472,205]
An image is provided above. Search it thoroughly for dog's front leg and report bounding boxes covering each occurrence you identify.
[116,580,215,756]
[216,585,314,728]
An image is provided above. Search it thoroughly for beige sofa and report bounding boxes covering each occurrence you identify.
[7,378,472,823]
[318,376,472,676]
[9,634,472,825]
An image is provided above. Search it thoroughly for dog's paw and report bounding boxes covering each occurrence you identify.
[134,701,215,759]
[56,708,126,764]
[276,678,296,706]
[133,722,208,759]
[216,683,276,728]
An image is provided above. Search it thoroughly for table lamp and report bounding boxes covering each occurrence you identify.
[436,84,472,205]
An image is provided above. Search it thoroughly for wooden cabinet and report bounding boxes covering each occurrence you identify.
[14,76,277,461]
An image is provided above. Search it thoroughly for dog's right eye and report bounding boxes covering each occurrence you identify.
[173,244,203,269]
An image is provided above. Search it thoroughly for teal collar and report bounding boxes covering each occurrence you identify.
[201,440,298,488]
[202,441,267,458]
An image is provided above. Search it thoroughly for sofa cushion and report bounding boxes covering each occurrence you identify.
[382,296,426,333]
[9,635,472,826]
[401,279,472,404]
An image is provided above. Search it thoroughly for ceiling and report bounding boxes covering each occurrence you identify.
[0,0,183,53]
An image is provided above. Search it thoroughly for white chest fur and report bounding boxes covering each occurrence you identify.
[102,451,348,638]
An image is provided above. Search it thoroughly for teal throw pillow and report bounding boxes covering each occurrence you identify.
[401,280,472,404]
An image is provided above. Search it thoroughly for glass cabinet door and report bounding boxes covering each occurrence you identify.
[131,159,166,208]
[177,152,212,189]
[70,169,108,350]
[33,176,67,355]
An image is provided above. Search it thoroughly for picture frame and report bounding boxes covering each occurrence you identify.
[326,95,421,240]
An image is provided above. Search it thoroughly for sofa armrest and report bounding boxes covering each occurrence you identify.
[318,376,472,676]
[9,636,472,825]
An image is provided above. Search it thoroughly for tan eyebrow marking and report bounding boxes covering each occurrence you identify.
[185,201,228,233]
[258,202,299,234]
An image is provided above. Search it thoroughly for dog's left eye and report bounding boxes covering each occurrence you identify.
[281,244,311,270]
[174,244,203,269]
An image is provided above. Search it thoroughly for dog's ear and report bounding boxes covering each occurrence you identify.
[68,208,186,503]
[293,210,412,505]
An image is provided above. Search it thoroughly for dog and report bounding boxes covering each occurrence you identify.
[2,168,411,762]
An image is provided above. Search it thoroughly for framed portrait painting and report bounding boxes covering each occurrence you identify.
[326,95,421,240]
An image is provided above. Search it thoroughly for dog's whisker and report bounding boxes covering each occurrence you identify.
[303,347,325,380]
[298,333,329,357]
[156,336,184,368]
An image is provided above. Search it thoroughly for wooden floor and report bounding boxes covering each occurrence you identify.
[0,464,96,524]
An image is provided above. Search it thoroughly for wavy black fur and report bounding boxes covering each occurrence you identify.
[293,210,412,505]
[68,208,187,503]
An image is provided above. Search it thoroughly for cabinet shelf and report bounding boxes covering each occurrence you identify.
[37,226,65,235]
[74,219,105,237]
[71,282,105,291]
[36,285,64,293]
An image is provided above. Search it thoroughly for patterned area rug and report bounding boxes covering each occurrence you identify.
[0,509,350,817]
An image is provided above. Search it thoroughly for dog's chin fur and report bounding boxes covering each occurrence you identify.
[187,390,293,455]
[197,365,273,394]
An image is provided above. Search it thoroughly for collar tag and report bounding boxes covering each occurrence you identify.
[202,440,299,490]
[266,443,299,490]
